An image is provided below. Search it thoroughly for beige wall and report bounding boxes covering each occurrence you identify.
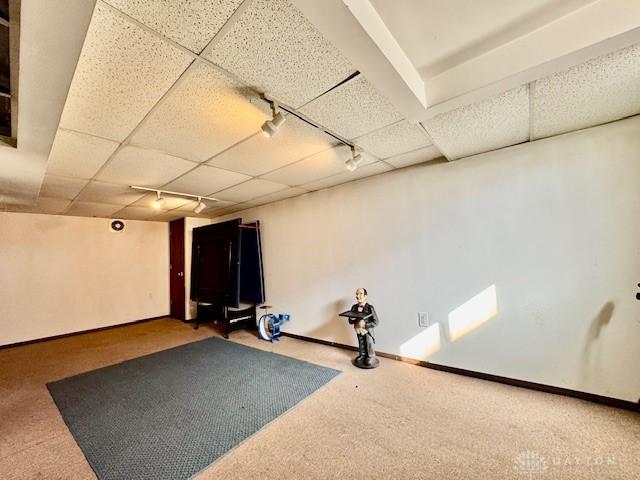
[0,214,169,345]
[217,116,640,401]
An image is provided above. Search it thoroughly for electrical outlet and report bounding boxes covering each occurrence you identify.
[418,312,429,327]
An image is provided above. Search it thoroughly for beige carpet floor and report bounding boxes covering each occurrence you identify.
[1,318,638,479]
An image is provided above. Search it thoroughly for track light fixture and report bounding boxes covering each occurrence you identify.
[345,146,363,172]
[130,186,219,214]
[261,100,287,138]
[261,94,365,172]
[152,191,165,209]
[193,198,206,214]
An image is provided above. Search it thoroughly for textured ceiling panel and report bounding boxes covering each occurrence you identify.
[208,203,253,218]
[385,145,443,169]
[301,161,393,191]
[106,0,244,53]
[39,176,89,200]
[95,146,196,187]
[203,0,355,108]
[532,43,640,140]
[214,179,289,203]
[46,130,120,179]
[208,114,338,176]
[153,211,191,222]
[299,76,403,139]
[422,85,530,160]
[59,3,193,141]
[130,62,270,162]
[6,197,72,215]
[113,206,162,220]
[247,187,308,206]
[66,201,124,218]
[260,145,376,186]
[164,165,250,196]
[76,181,145,206]
[354,120,432,159]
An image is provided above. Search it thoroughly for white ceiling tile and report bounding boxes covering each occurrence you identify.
[131,193,193,210]
[59,3,194,141]
[260,145,376,186]
[7,197,72,215]
[214,179,288,203]
[34,197,73,214]
[301,161,393,191]
[203,0,355,108]
[77,181,145,206]
[354,121,432,159]
[66,201,124,218]
[247,187,308,206]
[208,114,338,176]
[95,146,196,187]
[105,0,244,53]
[115,206,163,220]
[46,130,120,179]
[154,211,188,222]
[422,85,530,160]
[130,61,270,162]
[39,176,89,200]
[299,75,403,139]
[164,165,250,196]
[207,203,253,218]
[385,145,444,169]
[532,43,640,140]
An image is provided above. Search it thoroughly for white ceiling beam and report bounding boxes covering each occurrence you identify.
[421,0,640,120]
[0,0,96,206]
[292,0,427,122]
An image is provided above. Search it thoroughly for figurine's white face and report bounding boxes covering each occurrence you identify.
[355,288,367,305]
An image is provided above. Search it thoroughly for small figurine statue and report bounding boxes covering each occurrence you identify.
[344,287,379,369]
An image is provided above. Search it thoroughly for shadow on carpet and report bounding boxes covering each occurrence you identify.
[47,337,340,480]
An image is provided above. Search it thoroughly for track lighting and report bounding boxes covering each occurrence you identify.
[260,94,366,171]
[152,191,165,209]
[261,100,286,138]
[193,198,206,214]
[130,186,219,213]
[345,146,363,172]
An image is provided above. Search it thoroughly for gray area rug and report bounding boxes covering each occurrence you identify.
[47,337,340,480]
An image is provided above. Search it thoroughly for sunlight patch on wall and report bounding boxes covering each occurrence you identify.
[399,323,441,359]
[448,285,497,341]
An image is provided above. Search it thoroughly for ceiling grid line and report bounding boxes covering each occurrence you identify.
[196,0,256,55]
[418,122,452,161]
[60,56,201,214]
[529,80,536,142]
[100,0,198,60]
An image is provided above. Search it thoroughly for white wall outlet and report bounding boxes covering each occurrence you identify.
[418,312,429,327]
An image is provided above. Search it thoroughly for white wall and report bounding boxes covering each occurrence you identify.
[217,116,640,402]
[0,213,169,345]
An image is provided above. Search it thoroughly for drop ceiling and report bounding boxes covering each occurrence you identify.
[1,0,639,220]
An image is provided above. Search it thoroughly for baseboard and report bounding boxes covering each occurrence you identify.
[281,332,639,413]
[0,315,170,350]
